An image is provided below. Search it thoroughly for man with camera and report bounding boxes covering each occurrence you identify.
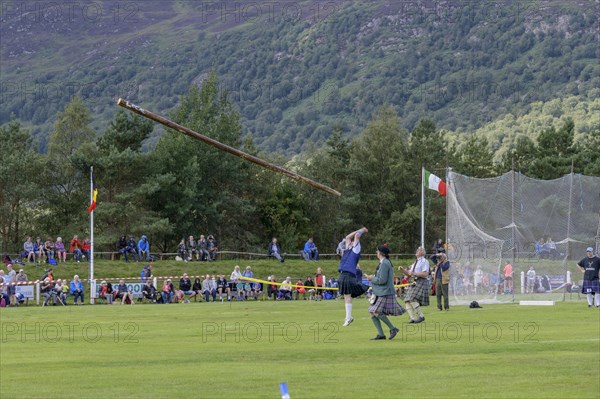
[431,251,451,311]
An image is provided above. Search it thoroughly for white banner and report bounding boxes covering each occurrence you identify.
[15,285,35,299]
[96,282,145,298]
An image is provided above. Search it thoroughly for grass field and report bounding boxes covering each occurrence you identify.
[1,297,598,399]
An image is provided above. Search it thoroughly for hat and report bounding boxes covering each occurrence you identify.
[586,247,594,252]
[377,244,390,256]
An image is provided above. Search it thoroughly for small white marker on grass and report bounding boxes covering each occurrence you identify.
[519,300,555,306]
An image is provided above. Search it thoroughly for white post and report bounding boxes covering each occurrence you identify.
[35,282,40,305]
[520,271,525,294]
[421,166,425,248]
[90,166,95,305]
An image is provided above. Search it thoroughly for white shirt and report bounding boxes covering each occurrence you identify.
[412,256,430,274]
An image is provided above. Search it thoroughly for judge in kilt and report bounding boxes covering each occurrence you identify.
[338,227,370,326]
[399,247,430,323]
[577,247,600,308]
[366,244,406,340]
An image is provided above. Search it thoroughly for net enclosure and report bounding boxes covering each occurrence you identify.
[444,170,600,304]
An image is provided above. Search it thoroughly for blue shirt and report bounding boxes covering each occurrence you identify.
[338,242,361,276]
[70,280,83,293]
[304,241,316,252]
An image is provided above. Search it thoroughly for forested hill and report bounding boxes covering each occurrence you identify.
[1,1,598,153]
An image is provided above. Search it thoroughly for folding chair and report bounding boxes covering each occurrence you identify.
[42,291,66,307]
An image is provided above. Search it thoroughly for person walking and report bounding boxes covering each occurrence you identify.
[366,244,406,340]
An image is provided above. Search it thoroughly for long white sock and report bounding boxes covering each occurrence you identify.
[587,293,594,306]
[414,303,424,318]
[595,294,600,307]
[345,303,352,320]
[405,302,416,320]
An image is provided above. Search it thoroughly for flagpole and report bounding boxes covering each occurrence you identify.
[90,166,95,305]
[421,165,425,248]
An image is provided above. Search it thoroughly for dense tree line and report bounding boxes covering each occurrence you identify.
[2,73,598,254]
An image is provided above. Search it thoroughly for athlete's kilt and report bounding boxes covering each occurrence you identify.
[404,278,430,306]
[368,294,406,316]
[338,271,368,298]
[581,280,600,294]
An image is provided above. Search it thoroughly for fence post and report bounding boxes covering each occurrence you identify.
[35,282,40,305]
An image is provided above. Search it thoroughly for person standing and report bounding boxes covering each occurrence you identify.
[503,262,513,294]
[577,247,600,308]
[432,252,451,310]
[473,265,484,295]
[366,245,405,340]
[338,227,369,326]
[526,266,536,294]
[399,247,430,323]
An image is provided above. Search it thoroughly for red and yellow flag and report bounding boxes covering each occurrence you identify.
[87,175,97,213]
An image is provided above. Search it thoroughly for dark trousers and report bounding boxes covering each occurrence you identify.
[204,289,216,302]
[436,280,449,310]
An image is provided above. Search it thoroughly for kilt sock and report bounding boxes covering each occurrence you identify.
[405,302,417,320]
[412,302,424,318]
[378,314,395,330]
[371,316,384,336]
[587,293,594,306]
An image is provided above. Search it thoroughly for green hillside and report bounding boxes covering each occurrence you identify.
[1,0,597,153]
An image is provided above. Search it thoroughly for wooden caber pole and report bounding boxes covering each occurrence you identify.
[117,98,341,197]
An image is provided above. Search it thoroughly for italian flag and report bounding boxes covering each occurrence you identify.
[424,170,446,197]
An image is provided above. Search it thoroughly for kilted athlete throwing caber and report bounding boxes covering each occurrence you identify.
[338,227,370,326]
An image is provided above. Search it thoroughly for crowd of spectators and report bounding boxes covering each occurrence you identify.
[176,234,218,262]
[20,235,91,264]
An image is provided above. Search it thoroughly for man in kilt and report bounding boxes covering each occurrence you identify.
[366,244,406,340]
[338,227,370,326]
[399,247,430,323]
[577,247,600,308]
